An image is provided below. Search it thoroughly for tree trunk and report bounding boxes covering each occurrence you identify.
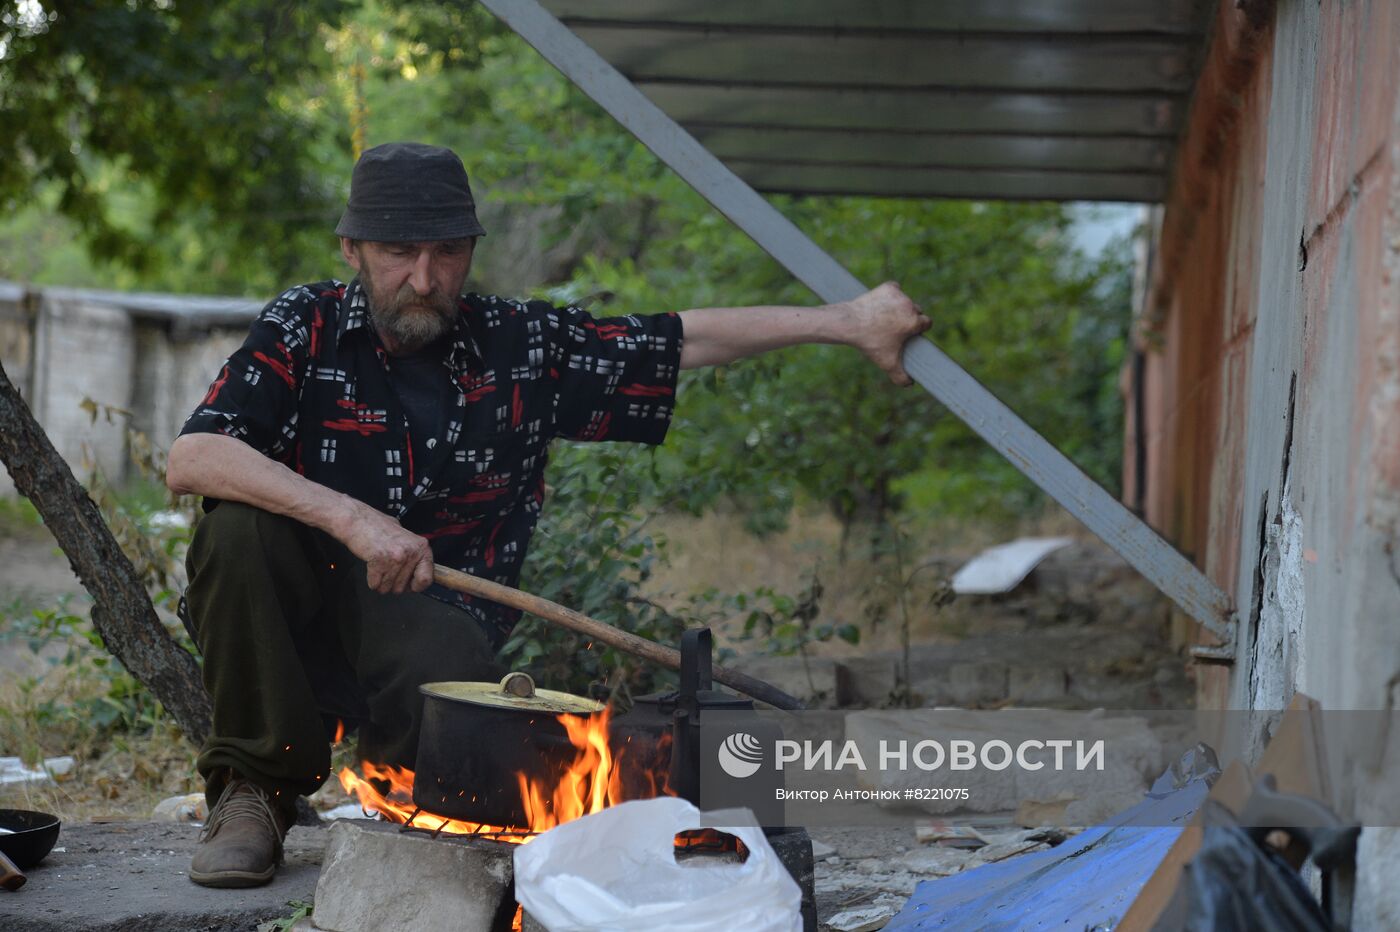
[0,358,211,744]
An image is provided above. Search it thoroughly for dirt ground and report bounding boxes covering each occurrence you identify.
[3,820,323,931]
[0,817,973,931]
[0,523,86,605]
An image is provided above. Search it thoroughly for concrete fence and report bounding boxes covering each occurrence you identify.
[0,280,260,496]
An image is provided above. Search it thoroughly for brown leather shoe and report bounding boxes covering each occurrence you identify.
[190,776,293,888]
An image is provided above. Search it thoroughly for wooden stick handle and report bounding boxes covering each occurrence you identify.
[433,565,805,711]
[0,849,26,891]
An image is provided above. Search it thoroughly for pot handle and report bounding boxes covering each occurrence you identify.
[499,671,536,699]
[680,628,713,696]
[0,850,25,891]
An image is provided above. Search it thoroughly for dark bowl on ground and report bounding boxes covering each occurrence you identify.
[0,809,61,869]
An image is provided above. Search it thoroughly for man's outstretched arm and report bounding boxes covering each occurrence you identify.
[166,433,435,595]
[677,282,930,385]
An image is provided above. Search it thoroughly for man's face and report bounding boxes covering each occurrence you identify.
[340,237,476,353]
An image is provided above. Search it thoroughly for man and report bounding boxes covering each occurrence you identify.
[166,141,928,887]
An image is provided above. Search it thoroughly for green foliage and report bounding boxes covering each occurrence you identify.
[263,900,315,932]
[0,0,355,288]
[1,599,166,755]
[504,442,692,702]
[586,198,1133,531]
[700,570,859,658]
[852,520,957,706]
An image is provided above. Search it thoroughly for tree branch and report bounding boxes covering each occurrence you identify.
[0,358,211,744]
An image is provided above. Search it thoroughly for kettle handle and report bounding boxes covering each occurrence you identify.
[680,628,713,697]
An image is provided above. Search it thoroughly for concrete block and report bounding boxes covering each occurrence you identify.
[948,662,1009,705]
[167,327,245,445]
[1008,665,1069,704]
[1065,671,1154,708]
[731,655,850,707]
[32,298,135,482]
[313,820,516,932]
[842,655,900,707]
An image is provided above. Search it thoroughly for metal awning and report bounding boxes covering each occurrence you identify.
[539,0,1213,202]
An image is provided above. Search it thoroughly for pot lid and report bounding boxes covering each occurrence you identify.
[420,672,604,715]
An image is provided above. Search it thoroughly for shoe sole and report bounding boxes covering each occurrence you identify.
[189,865,277,888]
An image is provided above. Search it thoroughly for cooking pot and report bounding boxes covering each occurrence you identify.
[413,672,604,827]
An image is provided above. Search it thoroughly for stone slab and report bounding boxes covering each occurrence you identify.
[2,819,323,932]
[312,820,516,932]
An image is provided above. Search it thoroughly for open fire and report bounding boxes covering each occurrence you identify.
[336,707,667,842]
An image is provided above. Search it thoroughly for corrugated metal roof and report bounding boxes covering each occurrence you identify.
[539,0,1214,202]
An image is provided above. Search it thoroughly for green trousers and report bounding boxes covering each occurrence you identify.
[185,502,502,806]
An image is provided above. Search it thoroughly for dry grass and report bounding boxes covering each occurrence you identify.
[640,506,1088,654]
[0,627,200,822]
[1,629,378,823]
[0,734,199,824]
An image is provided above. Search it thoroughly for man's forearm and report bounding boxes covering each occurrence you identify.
[676,282,930,385]
[167,433,437,594]
[166,433,356,539]
[677,303,852,369]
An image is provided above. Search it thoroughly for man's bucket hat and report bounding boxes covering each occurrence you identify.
[335,142,487,242]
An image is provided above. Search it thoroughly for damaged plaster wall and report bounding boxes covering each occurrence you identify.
[1141,0,1400,715]
[1132,0,1281,706]
[1251,0,1400,718]
[1228,0,1317,717]
[1141,0,1400,923]
[1249,477,1305,711]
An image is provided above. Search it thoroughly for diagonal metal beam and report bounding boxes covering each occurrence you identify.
[479,0,1236,642]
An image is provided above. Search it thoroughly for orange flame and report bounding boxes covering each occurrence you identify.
[337,760,520,838]
[516,709,626,833]
[336,708,640,843]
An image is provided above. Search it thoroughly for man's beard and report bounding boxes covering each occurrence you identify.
[360,266,458,351]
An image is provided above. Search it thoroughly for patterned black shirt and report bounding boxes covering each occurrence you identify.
[180,278,684,645]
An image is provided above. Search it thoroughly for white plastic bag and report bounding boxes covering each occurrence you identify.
[513,797,802,932]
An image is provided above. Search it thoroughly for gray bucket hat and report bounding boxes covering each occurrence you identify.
[335,142,487,242]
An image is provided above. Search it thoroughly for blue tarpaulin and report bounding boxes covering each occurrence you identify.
[886,777,1209,930]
